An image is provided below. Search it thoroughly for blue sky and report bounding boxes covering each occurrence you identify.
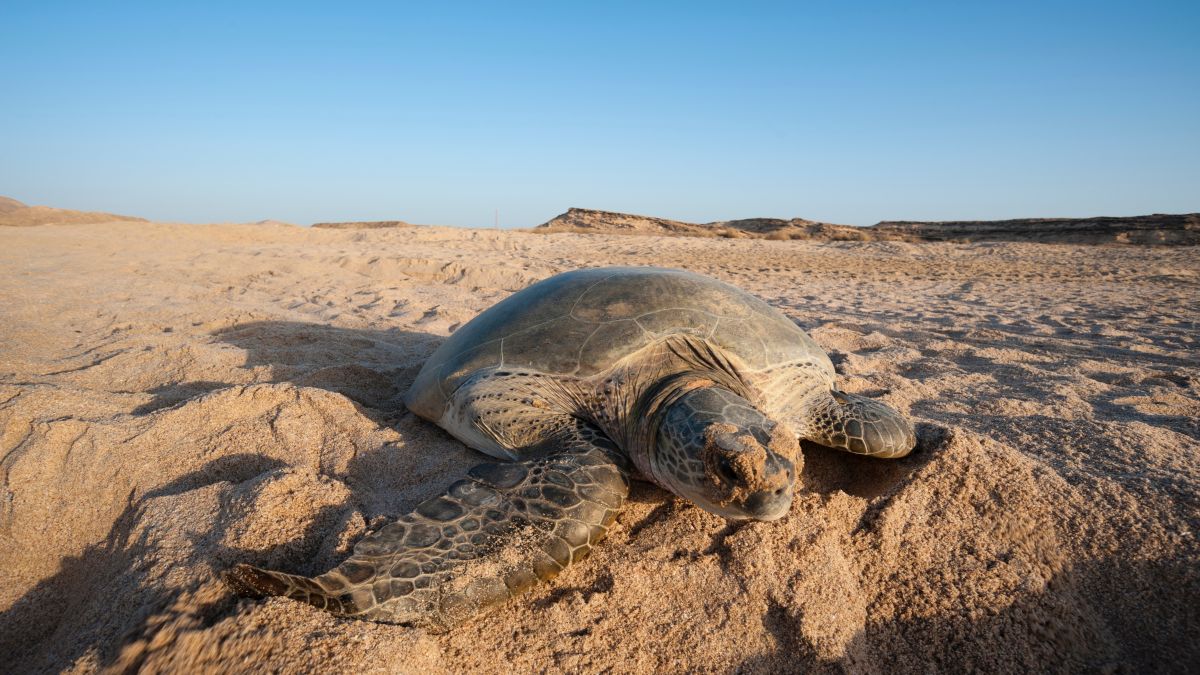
[1,2,1197,227]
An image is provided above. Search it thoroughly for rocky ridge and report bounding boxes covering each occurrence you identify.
[311,221,414,230]
[536,207,1200,245]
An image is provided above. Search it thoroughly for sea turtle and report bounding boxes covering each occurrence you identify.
[226,267,916,630]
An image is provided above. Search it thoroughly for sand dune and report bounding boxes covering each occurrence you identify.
[0,196,27,214]
[0,221,1196,672]
[0,196,147,228]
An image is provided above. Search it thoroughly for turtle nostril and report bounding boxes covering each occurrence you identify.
[773,486,785,496]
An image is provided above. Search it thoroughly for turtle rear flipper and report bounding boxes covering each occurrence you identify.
[224,563,294,597]
[224,419,630,631]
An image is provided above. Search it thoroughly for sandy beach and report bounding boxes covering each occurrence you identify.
[1,221,1196,673]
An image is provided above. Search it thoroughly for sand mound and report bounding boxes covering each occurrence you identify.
[0,196,27,213]
[0,221,1195,672]
[0,197,146,227]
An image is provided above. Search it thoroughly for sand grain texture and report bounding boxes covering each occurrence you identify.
[0,222,1196,673]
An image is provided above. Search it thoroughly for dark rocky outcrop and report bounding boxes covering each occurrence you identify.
[535,207,1200,245]
[311,221,414,229]
[873,213,1200,245]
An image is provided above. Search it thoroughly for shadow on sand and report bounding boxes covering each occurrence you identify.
[129,320,446,416]
[0,320,939,671]
[736,552,1196,673]
[5,321,1191,672]
[2,321,450,671]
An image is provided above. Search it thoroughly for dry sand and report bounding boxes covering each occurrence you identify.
[0,197,147,228]
[0,221,1196,673]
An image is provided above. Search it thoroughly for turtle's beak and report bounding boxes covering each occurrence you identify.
[740,481,794,521]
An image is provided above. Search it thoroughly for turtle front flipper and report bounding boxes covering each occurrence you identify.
[224,420,630,631]
[804,390,916,458]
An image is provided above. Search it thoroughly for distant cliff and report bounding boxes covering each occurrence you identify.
[872,213,1200,245]
[535,208,1199,245]
[534,208,907,241]
[311,220,414,229]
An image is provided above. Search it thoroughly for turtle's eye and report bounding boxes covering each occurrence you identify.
[715,455,738,484]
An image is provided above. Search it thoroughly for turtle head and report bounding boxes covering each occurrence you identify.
[652,386,799,521]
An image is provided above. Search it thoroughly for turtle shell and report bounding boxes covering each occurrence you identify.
[404,267,832,421]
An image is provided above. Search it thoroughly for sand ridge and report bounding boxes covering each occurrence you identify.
[0,196,147,228]
[0,221,1196,672]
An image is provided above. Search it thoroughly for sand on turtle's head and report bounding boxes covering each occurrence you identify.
[703,422,796,504]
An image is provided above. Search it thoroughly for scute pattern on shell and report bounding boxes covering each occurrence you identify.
[404,267,831,422]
